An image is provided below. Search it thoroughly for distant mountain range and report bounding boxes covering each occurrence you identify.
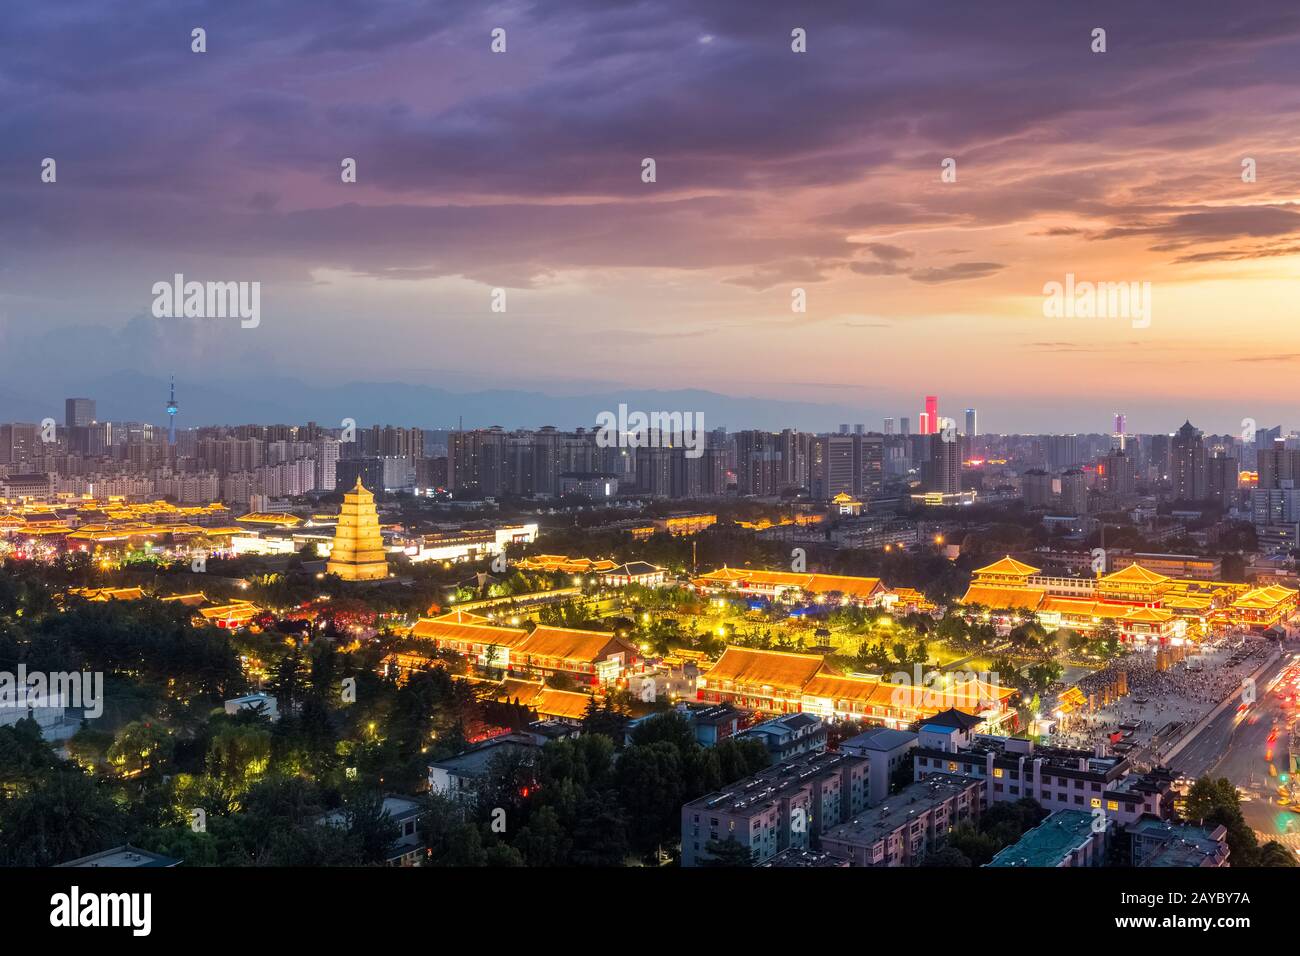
[0,375,877,433]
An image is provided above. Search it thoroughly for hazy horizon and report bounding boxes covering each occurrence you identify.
[5,1,1300,431]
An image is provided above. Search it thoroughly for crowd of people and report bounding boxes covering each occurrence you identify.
[1051,639,1272,753]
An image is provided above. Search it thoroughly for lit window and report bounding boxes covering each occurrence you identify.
[993,768,1004,779]
[1090,798,1101,809]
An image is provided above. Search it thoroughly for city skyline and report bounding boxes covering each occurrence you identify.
[4,376,1300,437]
[4,1,1300,430]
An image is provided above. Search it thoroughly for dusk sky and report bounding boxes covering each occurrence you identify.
[4,0,1300,432]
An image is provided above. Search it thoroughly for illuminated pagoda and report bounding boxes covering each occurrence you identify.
[325,478,389,581]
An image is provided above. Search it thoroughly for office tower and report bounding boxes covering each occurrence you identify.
[884,417,895,435]
[900,416,911,436]
[925,433,960,494]
[1112,412,1126,451]
[1060,468,1088,515]
[964,408,977,438]
[839,424,850,435]
[1022,469,1053,508]
[918,412,930,436]
[924,396,938,435]
[1207,453,1240,504]
[1171,420,1208,501]
[65,398,95,428]
[325,478,390,581]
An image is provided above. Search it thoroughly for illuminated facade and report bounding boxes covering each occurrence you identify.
[325,478,390,581]
[409,611,640,684]
[692,567,887,604]
[697,646,1016,727]
[959,556,1298,637]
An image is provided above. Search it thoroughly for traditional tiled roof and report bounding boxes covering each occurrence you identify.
[492,677,593,719]
[701,646,828,693]
[410,618,528,645]
[694,568,883,599]
[198,601,259,622]
[1098,564,1170,586]
[801,672,895,707]
[513,626,634,664]
[972,556,1041,577]
[1231,585,1298,610]
[1039,596,1101,615]
[516,555,618,573]
[160,592,208,607]
[923,708,985,731]
[607,561,664,577]
[801,573,884,598]
[237,512,304,526]
[1121,607,1174,623]
[69,586,144,601]
[1161,593,1214,612]
[430,608,492,624]
[960,585,1045,610]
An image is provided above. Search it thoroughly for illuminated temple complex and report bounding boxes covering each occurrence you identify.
[325,478,390,581]
[696,645,1016,728]
[959,556,1298,640]
[691,568,887,604]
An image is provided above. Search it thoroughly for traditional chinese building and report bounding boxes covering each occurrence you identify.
[697,646,1015,728]
[692,568,887,605]
[325,478,389,581]
[409,611,640,685]
[959,555,1296,639]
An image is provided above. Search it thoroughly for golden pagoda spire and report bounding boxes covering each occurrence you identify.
[326,478,389,581]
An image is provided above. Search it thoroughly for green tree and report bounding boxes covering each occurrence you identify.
[921,844,972,867]
[0,768,127,866]
[699,837,755,867]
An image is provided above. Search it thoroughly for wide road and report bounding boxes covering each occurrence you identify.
[1173,648,1300,839]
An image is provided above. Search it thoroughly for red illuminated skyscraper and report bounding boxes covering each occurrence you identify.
[924,395,938,435]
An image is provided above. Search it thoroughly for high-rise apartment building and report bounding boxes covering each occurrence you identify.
[812,434,856,500]
[1099,448,1135,499]
[1022,469,1053,508]
[1206,453,1239,504]
[925,433,960,495]
[1256,439,1300,490]
[1171,420,1207,501]
[1059,468,1088,515]
[315,437,341,491]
